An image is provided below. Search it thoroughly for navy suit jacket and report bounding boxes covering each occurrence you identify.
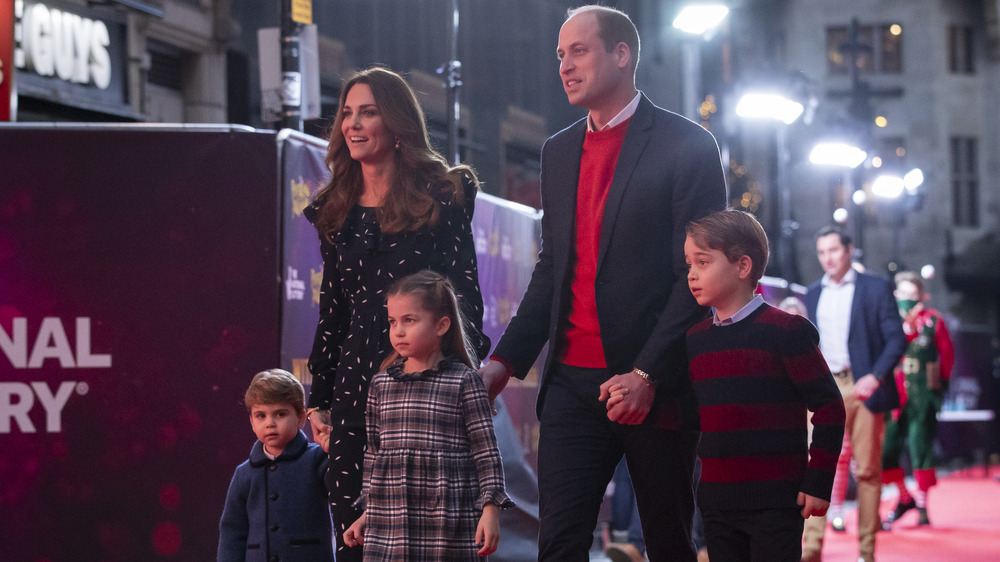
[492,94,728,421]
[805,271,907,414]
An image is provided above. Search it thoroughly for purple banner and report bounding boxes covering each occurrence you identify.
[0,125,282,561]
[472,192,545,473]
[277,131,330,382]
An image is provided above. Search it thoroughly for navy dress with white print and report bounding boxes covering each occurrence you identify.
[303,178,489,555]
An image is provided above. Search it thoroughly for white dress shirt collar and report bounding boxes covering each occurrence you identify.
[588,91,642,132]
[822,266,857,289]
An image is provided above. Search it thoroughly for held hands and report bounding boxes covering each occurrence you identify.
[853,374,880,401]
[343,511,366,547]
[479,360,512,417]
[797,492,831,519]
[598,370,655,425]
[308,411,334,453]
[475,503,501,556]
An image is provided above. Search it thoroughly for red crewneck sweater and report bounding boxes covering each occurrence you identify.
[559,119,630,367]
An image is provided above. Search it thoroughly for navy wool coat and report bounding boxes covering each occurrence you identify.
[218,430,333,562]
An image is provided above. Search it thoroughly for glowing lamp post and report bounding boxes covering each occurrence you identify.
[736,89,807,281]
[672,5,730,36]
[673,5,730,122]
[735,93,804,125]
[809,142,867,169]
[874,168,924,273]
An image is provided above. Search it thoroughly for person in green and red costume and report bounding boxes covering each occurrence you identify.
[881,271,954,529]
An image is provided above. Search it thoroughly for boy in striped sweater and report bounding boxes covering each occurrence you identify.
[680,209,844,561]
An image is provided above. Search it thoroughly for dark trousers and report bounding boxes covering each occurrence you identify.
[702,507,804,562]
[536,363,700,561]
[610,459,645,552]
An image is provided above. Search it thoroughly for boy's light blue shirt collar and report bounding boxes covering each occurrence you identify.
[713,294,765,326]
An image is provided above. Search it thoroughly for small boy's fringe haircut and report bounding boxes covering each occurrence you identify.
[245,369,306,414]
[686,208,770,284]
[380,270,477,370]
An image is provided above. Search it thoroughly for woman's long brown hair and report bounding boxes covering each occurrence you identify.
[312,67,478,238]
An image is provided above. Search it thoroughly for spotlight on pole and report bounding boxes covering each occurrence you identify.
[872,175,905,199]
[903,168,924,192]
[735,92,804,125]
[673,5,730,36]
[809,142,867,168]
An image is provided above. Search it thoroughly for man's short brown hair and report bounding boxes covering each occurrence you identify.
[686,209,770,284]
[567,5,641,72]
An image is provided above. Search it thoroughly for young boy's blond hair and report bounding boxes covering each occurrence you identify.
[686,209,770,285]
[244,369,305,414]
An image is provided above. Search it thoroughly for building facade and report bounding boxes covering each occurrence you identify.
[6,0,229,122]
[723,0,999,333]
[6,0,998,333]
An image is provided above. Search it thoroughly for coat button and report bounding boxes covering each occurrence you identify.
[270,524,279,532]
[269,464,277,471]
[270,493,279,501]
[270,556,280,562]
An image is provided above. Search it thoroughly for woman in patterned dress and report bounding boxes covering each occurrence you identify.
[343,271,513,560]
[303,67,491,560]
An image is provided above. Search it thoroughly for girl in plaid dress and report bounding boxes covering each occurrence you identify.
[344,271,514,560]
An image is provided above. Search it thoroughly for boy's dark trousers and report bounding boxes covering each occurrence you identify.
[702,507,805,562]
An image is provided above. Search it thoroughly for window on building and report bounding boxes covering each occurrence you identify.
[947,25,976,74]
[147,40,186,91]
[826,23,903,75]
[950,136,979,227]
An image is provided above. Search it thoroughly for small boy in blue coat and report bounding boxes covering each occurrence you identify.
[218,369,334,562]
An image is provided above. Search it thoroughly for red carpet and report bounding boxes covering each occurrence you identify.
[817,468,1000,561]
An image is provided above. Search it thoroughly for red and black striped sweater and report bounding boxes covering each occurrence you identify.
[686,303,846,511]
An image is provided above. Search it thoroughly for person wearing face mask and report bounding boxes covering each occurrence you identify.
[880,271,954,530]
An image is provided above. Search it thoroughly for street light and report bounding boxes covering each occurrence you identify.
[872,168,924,273]
[809,142,867,168]
[735,93,804,125]
[872,175,905,199]
[673,5,730,36]
[735,87,809,282]
[873,168,923,199]
[903,168,924,192]
[674,4,730,122]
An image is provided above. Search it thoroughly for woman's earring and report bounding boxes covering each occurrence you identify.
[395,138,401,150]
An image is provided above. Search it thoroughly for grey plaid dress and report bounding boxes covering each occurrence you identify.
[358,357,514,561]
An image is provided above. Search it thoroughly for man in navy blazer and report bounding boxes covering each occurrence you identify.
[480,5,727,561]
[801,226,906,562]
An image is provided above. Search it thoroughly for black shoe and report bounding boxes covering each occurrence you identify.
[917,507,930,526]
[886,497,916,524]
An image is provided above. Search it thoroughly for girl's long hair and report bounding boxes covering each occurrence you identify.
[312,66,478,238]
[380,270,477,371]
